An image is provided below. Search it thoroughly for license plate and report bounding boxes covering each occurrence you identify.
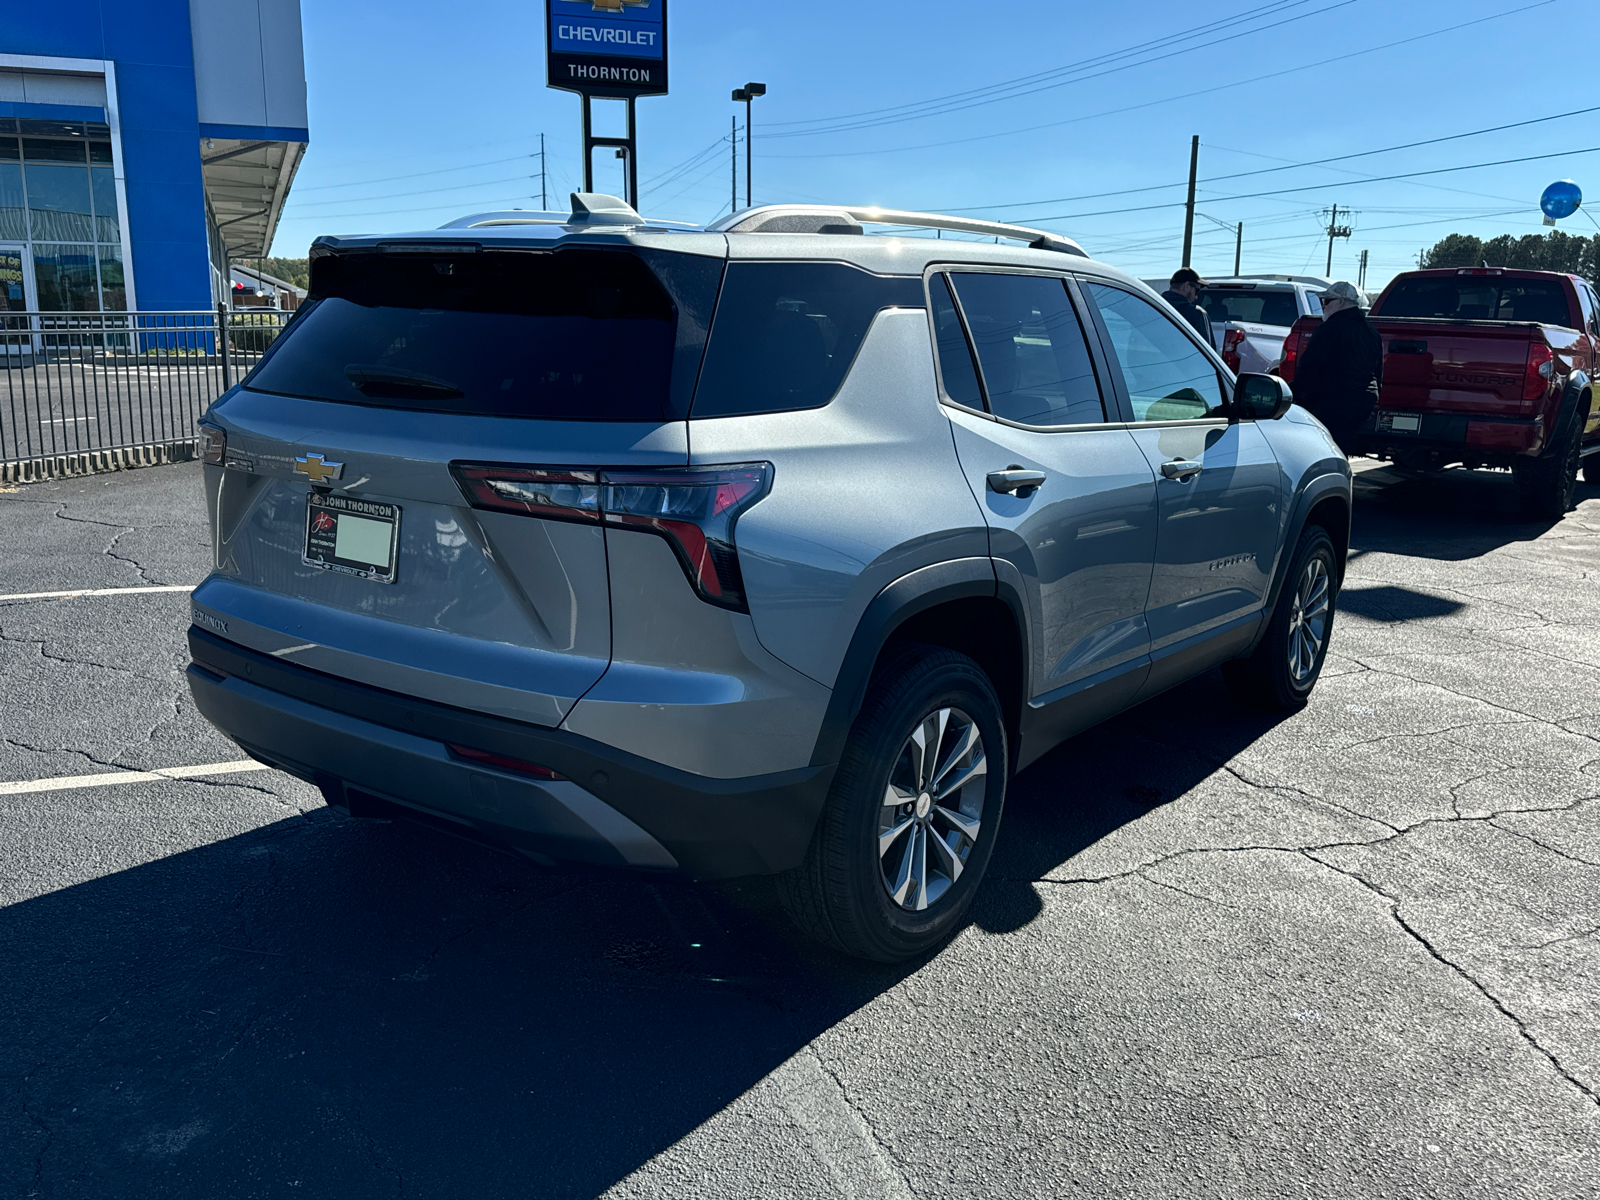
[1377,411,1421,433]
[304,493,399,583]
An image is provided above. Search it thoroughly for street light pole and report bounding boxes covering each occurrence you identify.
[731,82,765,209]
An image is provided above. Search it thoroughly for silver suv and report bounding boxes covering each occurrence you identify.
[189,195,1352,961]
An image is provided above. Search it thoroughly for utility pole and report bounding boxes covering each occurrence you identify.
[1181,135,1199,269]
[731,115,738,215]
[539,132,546,210]
[732,83,766,208]
[1234,221,1243,276]
[1324,203,1353,276]
[1357,249,1369,291]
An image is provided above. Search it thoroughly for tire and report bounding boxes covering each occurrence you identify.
[1223,525,1338,712]
[1515,419,1581,519]
[778,645,1008,962]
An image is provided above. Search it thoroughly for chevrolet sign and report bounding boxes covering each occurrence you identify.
[547,0,667,98]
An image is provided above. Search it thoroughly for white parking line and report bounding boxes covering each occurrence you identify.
[0,584,196,602]
[0,760,271,797]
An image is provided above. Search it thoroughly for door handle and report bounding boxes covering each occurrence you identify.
[1160,459,1204,481]
[987,466,1046,497]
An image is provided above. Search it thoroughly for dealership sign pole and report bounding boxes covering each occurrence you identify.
[546,0,668,209]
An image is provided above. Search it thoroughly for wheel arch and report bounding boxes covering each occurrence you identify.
[1247,471,1351,656]
[809,558,1028,769]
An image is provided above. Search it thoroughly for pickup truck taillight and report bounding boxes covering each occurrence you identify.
[1523,343,1554,401]
[1276,317,1320,383]
[1221,329,1246,373]
[451,461,773,612]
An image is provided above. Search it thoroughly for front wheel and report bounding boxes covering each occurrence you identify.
[1223,525,1338,712]
[779,646,1007,962]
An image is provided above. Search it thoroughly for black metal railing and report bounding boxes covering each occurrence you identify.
[0,308,291,481]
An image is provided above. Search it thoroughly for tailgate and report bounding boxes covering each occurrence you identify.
[1374,320,1536,416]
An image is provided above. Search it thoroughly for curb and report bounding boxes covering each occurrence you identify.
[1,439,200,484]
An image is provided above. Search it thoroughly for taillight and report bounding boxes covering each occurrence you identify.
[452,461,773,611]
[1277,318,1318,383]
[1222,328,1246,373]
[1523,342,1554,401]
[198,422,226,465]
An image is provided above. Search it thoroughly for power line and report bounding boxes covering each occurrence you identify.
[763,1,1554,160]
[295,152,543,192]
[289,173,541,210]
[1013,144,1600,226]
[932,103,1600,216]
[766,0,1352,139]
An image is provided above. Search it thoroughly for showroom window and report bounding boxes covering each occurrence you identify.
[0,119,126,312]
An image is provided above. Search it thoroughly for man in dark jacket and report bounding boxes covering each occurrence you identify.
[1294,280,1382,453]
[1162,267,1215,347]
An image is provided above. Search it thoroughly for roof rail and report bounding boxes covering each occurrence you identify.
[438,210,569,229]
[707,204,1087,257]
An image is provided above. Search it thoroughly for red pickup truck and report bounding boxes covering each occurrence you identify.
[1278,267,1600,517]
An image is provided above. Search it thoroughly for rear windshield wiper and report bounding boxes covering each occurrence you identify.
[344,365,465,400]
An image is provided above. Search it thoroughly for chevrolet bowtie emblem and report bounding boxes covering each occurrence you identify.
[294,453,344,483]
[570,0,649,9]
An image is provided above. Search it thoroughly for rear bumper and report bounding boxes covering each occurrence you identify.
[186,628,833,880]
[1361,411,1544,459]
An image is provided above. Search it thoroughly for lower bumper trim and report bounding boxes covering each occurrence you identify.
[187,627,833,879]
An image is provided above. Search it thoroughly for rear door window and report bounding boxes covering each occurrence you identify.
[245,247,717,421]
[947,272,1106,426]
[928,272,983,409]
[1083,282,1227,421]
[690,262,921,418]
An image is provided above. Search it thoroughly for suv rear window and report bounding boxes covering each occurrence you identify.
[1197,287,1300,328]
[1379,276,1572,326]
[690,262,922,418]
[244,248,717,421]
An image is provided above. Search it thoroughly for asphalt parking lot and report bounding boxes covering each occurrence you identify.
[3,460,1598,1199]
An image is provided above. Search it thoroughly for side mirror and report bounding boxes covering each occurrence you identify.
[1230,372,1294,421]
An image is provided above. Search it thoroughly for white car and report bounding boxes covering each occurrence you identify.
[1143,275,1361,374]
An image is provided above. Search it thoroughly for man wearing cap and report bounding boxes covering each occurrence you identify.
[1293,281,1382,454]
[1162,268,1215,347]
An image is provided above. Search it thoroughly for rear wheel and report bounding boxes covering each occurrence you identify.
[1516,420,1581,519]
[779,645,1007,962]
[1223,525,1338,712]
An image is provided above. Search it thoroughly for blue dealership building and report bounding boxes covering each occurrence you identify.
[0,1,308,315]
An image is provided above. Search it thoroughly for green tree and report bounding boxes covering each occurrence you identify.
[260,257,310,290]
[1420,229,1600,284]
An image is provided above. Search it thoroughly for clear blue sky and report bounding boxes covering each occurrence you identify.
[271,0,1596,290]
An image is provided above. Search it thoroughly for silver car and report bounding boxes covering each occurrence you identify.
[189,196,1352,961]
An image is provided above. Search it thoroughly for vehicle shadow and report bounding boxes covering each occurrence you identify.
[1347,461,1582,561]
[2,672,1284,1198]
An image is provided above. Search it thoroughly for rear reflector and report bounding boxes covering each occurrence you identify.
[451,461,773,611]
[447,743,567,781]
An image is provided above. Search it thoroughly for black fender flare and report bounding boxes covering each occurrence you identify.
[1542,370,1592,456]
[1247,467,1352,655]
[807,557,1029,768]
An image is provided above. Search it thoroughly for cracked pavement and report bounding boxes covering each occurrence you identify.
[2,460,1598,1198]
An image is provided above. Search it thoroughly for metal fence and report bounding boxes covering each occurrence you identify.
[0,308,290,483]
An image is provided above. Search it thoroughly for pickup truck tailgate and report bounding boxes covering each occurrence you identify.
[1375,321,1536,416]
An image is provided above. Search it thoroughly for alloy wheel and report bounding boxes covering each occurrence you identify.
[1286,556,1331,683]
[878,707,986,911]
